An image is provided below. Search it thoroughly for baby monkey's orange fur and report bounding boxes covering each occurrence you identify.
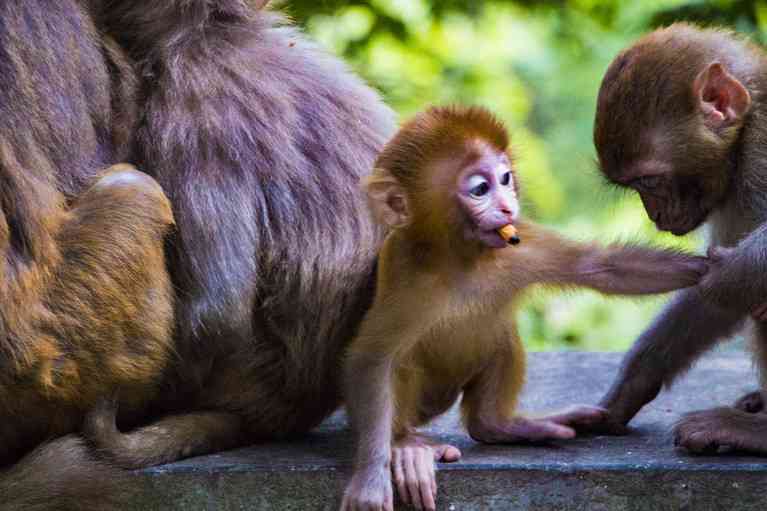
[341,106,708,511]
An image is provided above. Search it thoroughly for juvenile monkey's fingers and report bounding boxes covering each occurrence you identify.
[535,421,576,440]
[677,255,710,279]
[414,450,436,510]
[392,448,409,506]
[404,450,423,510]
[432,443,462,462]
[544,405,608,427]
[508,417,575,441]
[384,482,394,511]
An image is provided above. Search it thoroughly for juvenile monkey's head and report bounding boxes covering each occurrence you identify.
[366,105,520,249]
[594,23,756,235]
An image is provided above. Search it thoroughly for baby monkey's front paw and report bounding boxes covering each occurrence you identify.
[391,435,461,511]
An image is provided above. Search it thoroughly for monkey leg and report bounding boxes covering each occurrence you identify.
[390,431,460,511]
[83,397,244,469]
[461,330,606,444]
[674,406,767,454]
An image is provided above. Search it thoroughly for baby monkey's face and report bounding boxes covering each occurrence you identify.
[455,147,519,249]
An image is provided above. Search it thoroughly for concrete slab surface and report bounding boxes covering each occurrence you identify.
[129,351,767,510]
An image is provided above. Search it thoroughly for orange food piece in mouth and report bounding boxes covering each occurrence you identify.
[498,224,520,245]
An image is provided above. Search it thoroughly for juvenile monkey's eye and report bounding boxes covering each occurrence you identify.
[500,172,512,186]
[467,175,490,197]
[471,182,490,197]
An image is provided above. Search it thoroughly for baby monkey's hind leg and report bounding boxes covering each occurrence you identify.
[462,336,606,444]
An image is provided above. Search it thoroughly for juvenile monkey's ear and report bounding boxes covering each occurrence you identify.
[364,168,410,228]
[694,62,751,128]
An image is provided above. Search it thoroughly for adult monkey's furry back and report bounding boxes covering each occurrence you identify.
[85,0,396,465]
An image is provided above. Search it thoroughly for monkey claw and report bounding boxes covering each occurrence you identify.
[130,351,762,511]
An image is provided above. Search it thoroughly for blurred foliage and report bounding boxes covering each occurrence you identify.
[276,0,764,350]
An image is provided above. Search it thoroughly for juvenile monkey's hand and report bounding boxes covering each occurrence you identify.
[341,467,393,511]
[569,405,629,436]
[391,436,461,511]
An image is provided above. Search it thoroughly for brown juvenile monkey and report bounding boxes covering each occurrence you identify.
[575,23,767,454]
[341,105,708,511]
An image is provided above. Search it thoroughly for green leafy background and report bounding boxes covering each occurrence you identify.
[277,0,763,350]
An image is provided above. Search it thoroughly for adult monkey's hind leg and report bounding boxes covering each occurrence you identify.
[84,397,244,469]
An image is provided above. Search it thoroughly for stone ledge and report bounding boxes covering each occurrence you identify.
[129,351,765,510]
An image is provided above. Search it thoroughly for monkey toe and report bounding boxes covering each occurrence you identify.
[674,430,720,454]
[436,444,461,463]
[734,391,765,414]
[673,408,755,455]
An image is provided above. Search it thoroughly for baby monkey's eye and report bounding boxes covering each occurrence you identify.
[500,172,512,186]
[467,175,490,198]
[471,182,490,197]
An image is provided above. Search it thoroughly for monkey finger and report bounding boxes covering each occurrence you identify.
[404,449,424,510]
[414,450,437,511]
[706,245,735,262]
[546,405,608,427]
[392,448,409,505]
[384,483,394,511]
[529,420,576,440]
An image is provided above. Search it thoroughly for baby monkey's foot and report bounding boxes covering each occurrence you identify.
[470,405,608,443]
[391,434,461,511]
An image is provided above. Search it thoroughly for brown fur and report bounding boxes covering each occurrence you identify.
[0,436,135,511]
[0,1,177,508]
[80,0,396,468]
[581,23,767,453]
[0,159,175,503]
[341,105,708,511]
[4,0,394,501]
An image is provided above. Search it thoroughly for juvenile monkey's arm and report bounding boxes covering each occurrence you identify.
[509,220,708,295]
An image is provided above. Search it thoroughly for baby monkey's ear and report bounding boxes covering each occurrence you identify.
[364,167,410,228]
